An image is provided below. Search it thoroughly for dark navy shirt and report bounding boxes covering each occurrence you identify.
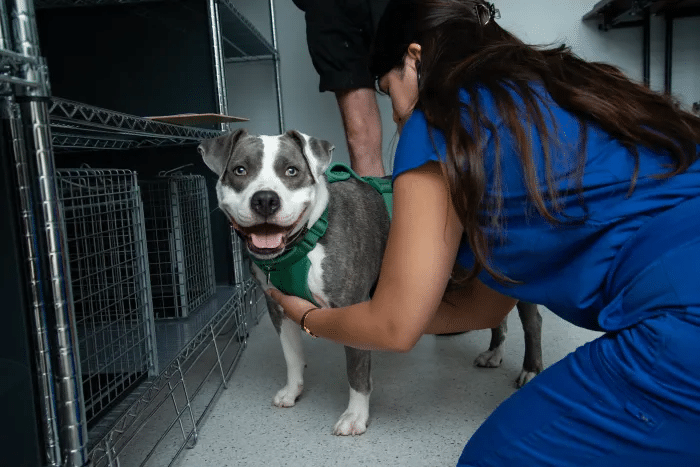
[392,86,700,331]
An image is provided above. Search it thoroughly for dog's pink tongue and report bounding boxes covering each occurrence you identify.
[251,232,284,249]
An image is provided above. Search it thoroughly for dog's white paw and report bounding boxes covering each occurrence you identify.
[474,347,504,368]
[333,409,369,436]
[273,383,303,408]
[515,370,538,388]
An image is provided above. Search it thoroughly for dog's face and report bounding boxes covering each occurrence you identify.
[199,129,333,260]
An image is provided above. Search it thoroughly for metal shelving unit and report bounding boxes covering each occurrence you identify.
[88,283,265,467]
[32,0,284,136]
[1,0,274,466]
[1,1,87,465]
[48,98,224,152]
[583,0,700,29]
[583,0,700,100]
[219,0,285,132]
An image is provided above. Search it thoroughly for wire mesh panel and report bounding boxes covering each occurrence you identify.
[232,228,263,330]
[140,175,216,319]
[57,168,157,428]
[231,227,246,286]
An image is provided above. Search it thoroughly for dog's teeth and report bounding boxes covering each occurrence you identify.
[251,232,284,249]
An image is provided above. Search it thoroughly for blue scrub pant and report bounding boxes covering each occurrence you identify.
[457,310,700,466]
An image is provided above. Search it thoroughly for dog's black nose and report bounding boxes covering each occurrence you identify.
[251,190,281,217]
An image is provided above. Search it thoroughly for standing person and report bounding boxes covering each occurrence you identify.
[292,0,390,177]
[270,0,700,465]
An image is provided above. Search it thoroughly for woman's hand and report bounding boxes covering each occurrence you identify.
[266,288,318,325]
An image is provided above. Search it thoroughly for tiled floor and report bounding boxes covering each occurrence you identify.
[176,306,601,467]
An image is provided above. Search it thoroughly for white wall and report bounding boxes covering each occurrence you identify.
[224,0,699,173]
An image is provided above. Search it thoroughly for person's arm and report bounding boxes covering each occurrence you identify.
[268,161,516,351]
[335,88,385,177]
[423,279,517,334]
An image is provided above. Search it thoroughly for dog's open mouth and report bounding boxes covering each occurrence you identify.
[240,223,292,254]
[232,209,307,256]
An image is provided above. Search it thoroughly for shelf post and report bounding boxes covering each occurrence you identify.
[1,2,64,466]
[269,0,285,133]
[207,0,229,131]
[664,13,674,95]
[10,0,89,466]
[642,6,651,87]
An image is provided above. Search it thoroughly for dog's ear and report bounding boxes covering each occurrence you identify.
[198,128,249,176]
[285,130,334,182]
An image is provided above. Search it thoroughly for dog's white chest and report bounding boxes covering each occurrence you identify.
[306,243,329,308]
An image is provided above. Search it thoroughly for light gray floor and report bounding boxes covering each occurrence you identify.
[176,306,601,467]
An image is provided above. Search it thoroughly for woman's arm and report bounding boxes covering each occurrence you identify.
[423,279,518,335]
[268,161,515,351]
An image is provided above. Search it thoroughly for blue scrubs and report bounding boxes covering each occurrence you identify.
[392,85,700,466]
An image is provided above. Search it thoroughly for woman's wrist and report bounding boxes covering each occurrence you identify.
[300,307,320,338]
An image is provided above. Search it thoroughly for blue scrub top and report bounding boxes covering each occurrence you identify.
[392,85,700,331]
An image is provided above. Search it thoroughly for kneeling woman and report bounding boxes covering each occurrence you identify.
[270,0,700,465]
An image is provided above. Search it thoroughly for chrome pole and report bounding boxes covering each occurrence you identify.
[4,97,63,467]
[269,0,284,133]
[12,0,89,465]
[1,1,61,465]
[207,0,229,130]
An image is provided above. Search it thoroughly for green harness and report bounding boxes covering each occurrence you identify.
[251,162,393,307]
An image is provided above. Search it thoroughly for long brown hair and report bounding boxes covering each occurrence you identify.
[369,0,700,283]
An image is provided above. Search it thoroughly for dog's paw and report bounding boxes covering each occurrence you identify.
[474,347,504,368]
[333,410,369,436]
[273,383,303,408]
[515,370,539,388]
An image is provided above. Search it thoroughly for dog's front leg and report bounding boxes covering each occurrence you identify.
[255,262,305,408]
[264,293,305,407]
[275,314,305,407]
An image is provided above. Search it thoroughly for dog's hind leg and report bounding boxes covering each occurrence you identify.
[474,317,508,368]
[265,294,305,407]
[333,346,372,436]
[514,301,543,388]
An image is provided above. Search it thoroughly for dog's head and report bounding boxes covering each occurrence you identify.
[199,129,334,260]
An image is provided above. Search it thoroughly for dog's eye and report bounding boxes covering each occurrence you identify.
[233,166,247,176]
[286,167,298,177]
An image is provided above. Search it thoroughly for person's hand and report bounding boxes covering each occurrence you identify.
[266,288,319,325]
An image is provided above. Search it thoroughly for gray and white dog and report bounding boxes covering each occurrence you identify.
[199,129,543,436]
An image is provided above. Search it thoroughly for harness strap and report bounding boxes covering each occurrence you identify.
[326,162,393,219]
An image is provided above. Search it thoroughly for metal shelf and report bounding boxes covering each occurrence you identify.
[583,0,700,30]
[88,282,266,467]
[154,287,241,369]
[35,0,277,62]
[32,0,284,130]
[219,0,275,61]
[48,97,224,152]
[583,0,700,94]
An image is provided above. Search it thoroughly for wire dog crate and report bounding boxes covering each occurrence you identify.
[57,168,158,428]
[140,175,216,319]
[231,228,266,329]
